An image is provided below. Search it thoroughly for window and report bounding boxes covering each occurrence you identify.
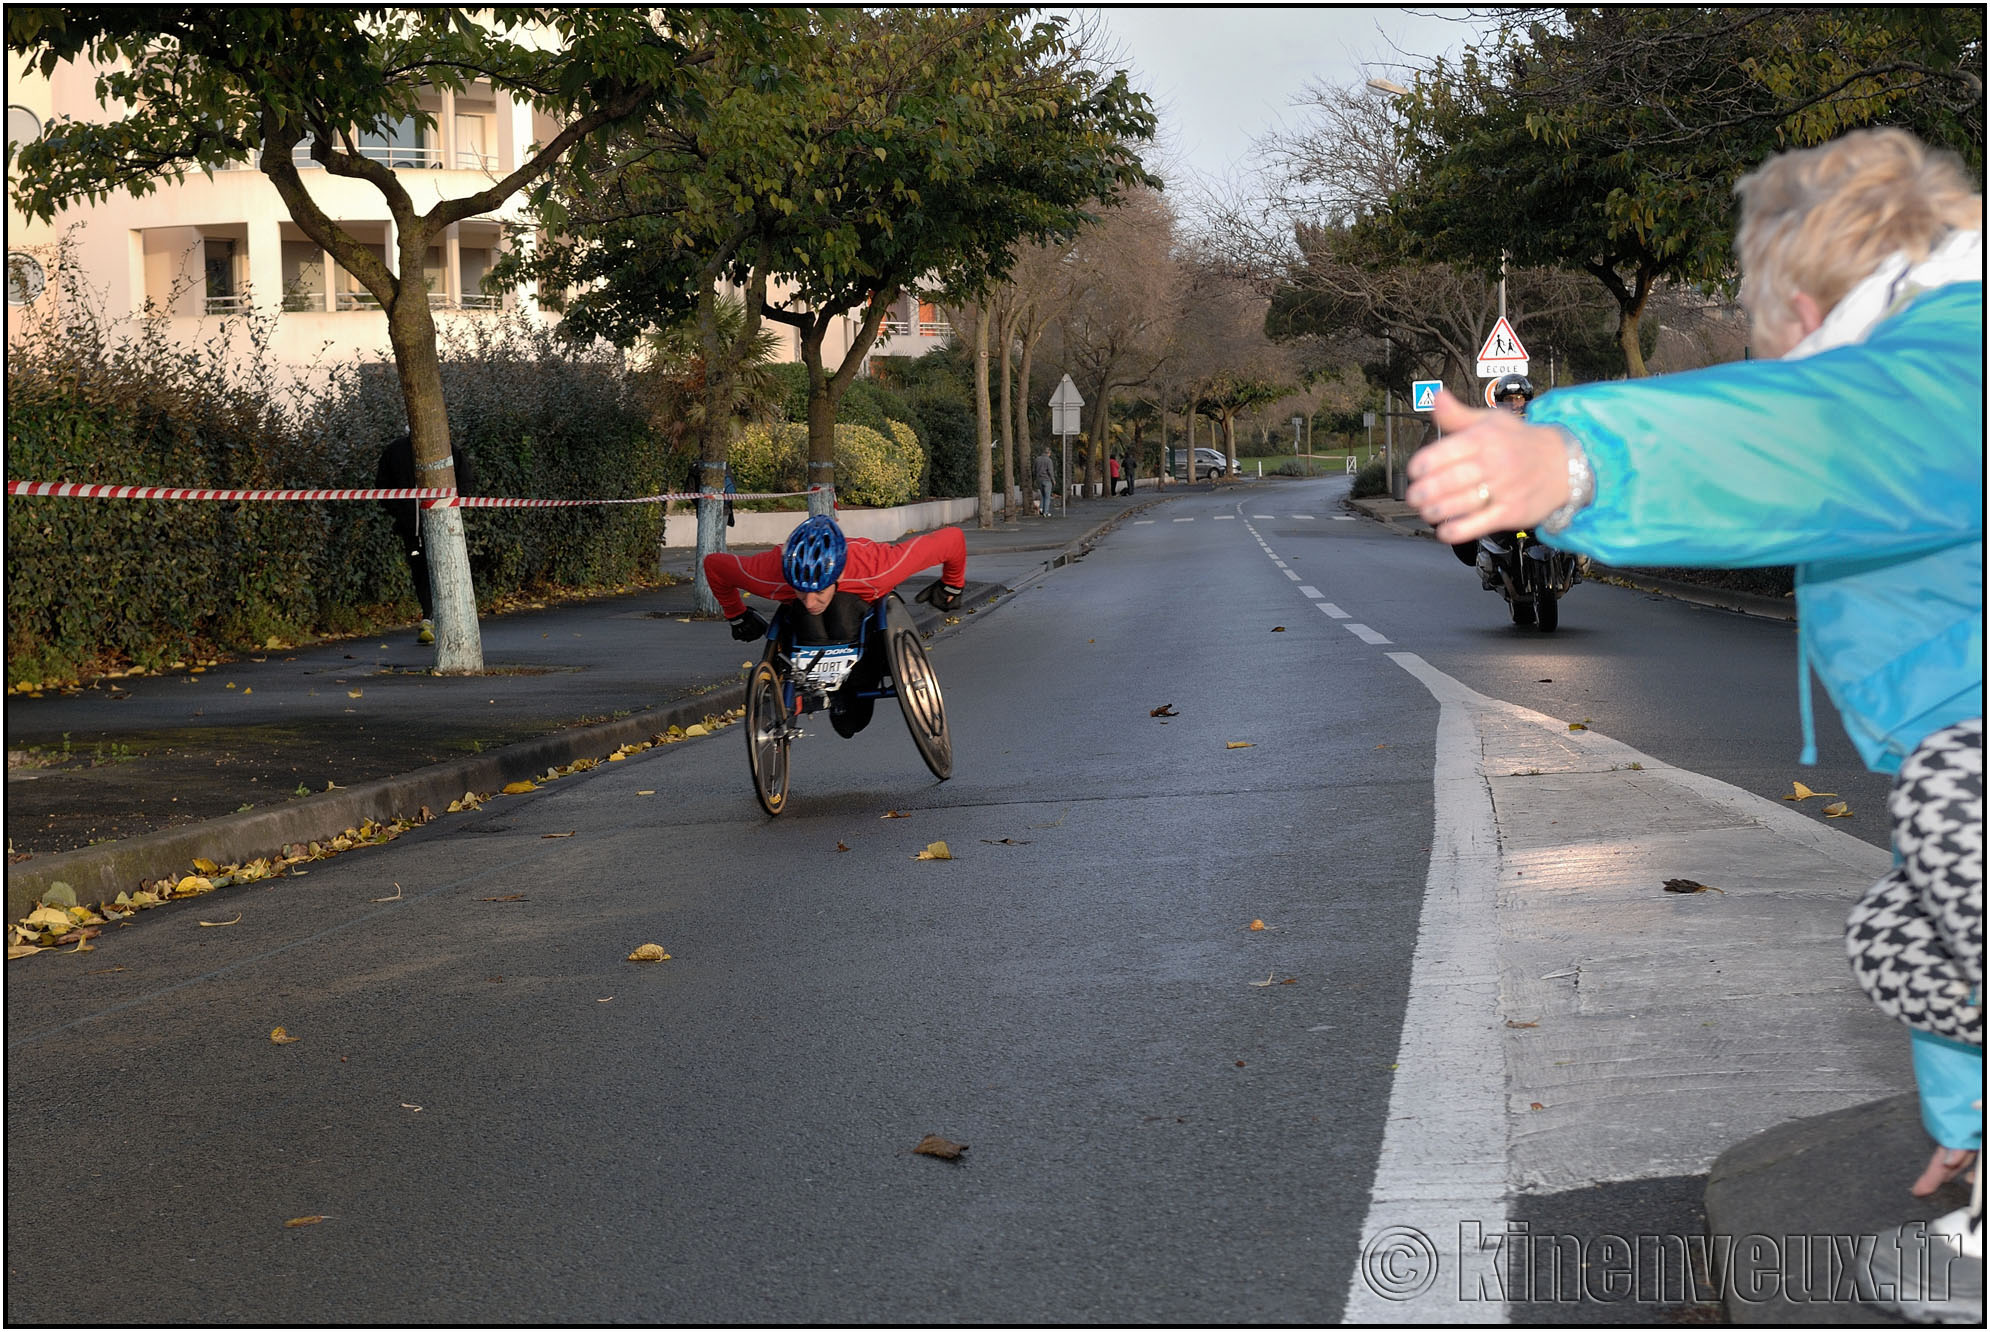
[281,241,326,312]
[357,115,437,168]
[204,238,247,314]
[454,114,491,170]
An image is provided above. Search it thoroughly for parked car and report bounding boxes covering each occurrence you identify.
[1170,447,1230,480]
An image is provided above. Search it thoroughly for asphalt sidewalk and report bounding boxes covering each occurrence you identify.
[7,477,1964,1324]
[4,487,1176,918]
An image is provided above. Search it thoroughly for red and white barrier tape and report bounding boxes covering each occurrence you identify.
[6,480,804,506]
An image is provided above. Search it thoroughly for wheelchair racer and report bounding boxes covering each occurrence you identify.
[703,514,966,737]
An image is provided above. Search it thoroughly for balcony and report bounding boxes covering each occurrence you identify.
[918,319,951,337]
[882,319,911,338]
[204,293,253,315]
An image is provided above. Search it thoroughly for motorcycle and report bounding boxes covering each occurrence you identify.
[1457,530,1581,631]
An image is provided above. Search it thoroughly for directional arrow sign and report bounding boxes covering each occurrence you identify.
[1475,316,1529,379]
[1049,374,1084,436]
[1411,380,1442,412]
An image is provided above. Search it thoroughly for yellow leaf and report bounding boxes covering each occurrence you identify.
[501,781,537,795]
[7,944,46,960]
[1567,722,1587,732]
[347,689,363,699]
[913,841,952,861]
[242,687,251,695]
[193,857,221,874]
[608,752,626,761]
[683,723,708,737]
[175,875,214,896]
[1822,801,1853,818]
[1226,741,1254,749]
[627,943,671,962]
[1783,781,1838,801]
[270,1026,301,1044]
[912,1134,968,1160]
[24,906,71,931]
[283,1215,325,1228]
[881,810,909,819]
[1247,919,1266,931]
[198,913,242,927]
[636,790,655,796]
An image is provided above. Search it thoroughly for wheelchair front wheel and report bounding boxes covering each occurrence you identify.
[745,658,791,815]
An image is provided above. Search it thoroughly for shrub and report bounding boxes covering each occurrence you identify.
[730,419,923,507]
[1350,457,1390,499]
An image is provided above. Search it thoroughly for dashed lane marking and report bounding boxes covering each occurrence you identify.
[1344,622,1391,644]
[1318,603,1350,620]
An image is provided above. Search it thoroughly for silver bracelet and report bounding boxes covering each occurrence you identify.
[1541,432,1595,535]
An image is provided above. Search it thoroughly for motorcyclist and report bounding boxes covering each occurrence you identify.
[1452,375,1536,566]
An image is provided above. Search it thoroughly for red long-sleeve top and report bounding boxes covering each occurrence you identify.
[702,526,967,620]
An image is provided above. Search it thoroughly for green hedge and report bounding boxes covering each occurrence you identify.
[6,311,664,685]
[730,419,924,507]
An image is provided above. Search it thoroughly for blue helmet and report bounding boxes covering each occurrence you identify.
[782,514,847,592]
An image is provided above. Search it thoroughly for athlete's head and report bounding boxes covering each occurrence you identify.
[783,513,847,612]
[1491,373,1535,414]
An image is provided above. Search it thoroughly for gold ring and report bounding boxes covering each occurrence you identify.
[1475,483,1493,507]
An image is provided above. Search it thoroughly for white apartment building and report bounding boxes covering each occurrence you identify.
[5,49,950,376]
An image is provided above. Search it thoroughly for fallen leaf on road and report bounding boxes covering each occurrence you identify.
[198,913,242,927]
[1280,977,1298,985]
[1662,878,1726,895]
[597,998,613,1004]
[1226,741,1254,749]
[636,790,655,796]
[880,810,909,819]
[284,1215,326,1228]
[1271,626,1285,632]
[1529,1103,1547,1111]
[347,689,362,699]
[627,943,671,962]
[402,1103,423,1112]
[1783,781,1838,801]
[1248,919,1267,931]
[914,841,952,861]
[501,781,537,795]
[835,841,851,852]
[913,1134,968,1160]
[1822,801,1853,818]
[193,857,221,874]
[270,1027,301,1044]
[541,831,576,839]
[980,838,1030,846]
[478,894,526,903]
[1150,704,1179,717]
[1567,721,1588,732]
[1248,973,1277,987]
[8,945,47,959]
[1505,1019,1540,1029]
[371,884,403,903]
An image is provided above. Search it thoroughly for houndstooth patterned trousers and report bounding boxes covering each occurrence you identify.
[1845,717,1984,1046]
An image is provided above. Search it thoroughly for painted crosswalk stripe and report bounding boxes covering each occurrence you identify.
[1214,514,1235,520]
[1254,514,1276,519]
[1317,602,1350,620]
[1133,519,1154,525]
[1298,586,1323,599]
[1345,622,1391,644]
[1292,514,1316,520]
[1332,515,1357,521]
[1283,569,1302,581]
[1173,517,1194,523]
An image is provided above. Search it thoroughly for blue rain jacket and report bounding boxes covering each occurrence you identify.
[1529,282,1984,774]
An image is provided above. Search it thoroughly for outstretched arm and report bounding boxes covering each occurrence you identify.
[702,548,791,620]
[840,527,967,601]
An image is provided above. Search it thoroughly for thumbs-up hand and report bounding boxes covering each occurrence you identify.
[1406,389,1575,543]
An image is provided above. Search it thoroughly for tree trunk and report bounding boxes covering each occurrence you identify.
[801,319,838,517]
[387,284,484,673]
[996,300,1017,524]
[1016,325,1037,510]
[1617,303,1649,378]
[974,306,994,529]
[689,267,767,616]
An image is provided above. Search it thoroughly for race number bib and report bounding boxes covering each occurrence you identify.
[791,643,861,692]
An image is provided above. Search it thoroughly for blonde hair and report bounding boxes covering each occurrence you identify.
[1734,128,1982,345]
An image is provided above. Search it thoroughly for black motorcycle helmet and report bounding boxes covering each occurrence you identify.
[1492,373,1535,408]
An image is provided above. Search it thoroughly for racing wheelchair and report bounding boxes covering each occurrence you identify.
[744,592,952,816]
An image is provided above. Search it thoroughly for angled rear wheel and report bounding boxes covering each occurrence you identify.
[745,658,791,816]
[883,595,952,780]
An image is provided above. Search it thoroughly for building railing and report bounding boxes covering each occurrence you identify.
[455,150,498,171]
[204,293,252,314]
[882,319,911,338]
[918,319,951,337]
[336,290,383,312]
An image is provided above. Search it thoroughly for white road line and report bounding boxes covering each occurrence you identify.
[1318,603,1350,619]
[1283,569,1302,582]
[1293,514,1317,520]
[1341,652,1507,1323]
[1214,514,1235,521]
[1133,519,1155,525]
[1333,515,1357,522]
[1273,561,1289,569]
[1298,586,1323,599]
[1173,517,1195,523]
[1344,622,1390,644]
[1254,513,1275,519]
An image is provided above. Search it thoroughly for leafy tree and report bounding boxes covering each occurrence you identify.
[6,6,760,669]
[1384,6,1985,376]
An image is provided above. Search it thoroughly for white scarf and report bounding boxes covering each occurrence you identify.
[1786,228,1982,360]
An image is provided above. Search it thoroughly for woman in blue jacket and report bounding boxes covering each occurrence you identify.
[1407,128,1982,1319]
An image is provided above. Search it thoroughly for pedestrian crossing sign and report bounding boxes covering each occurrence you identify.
[1412,380,1442,412]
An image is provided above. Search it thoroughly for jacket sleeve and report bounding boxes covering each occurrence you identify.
[701,548,792,620]
[1533,284,1984,568]
[838,527,967,601]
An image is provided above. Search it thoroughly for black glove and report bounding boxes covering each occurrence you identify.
[729,609,769,642]
[914,580,964,612]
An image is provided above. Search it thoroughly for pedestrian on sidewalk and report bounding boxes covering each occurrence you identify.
[1034,447,1055,518]
[1405,126,1983,1296]
[375,434,478,645]
[1108,453,1122,497]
